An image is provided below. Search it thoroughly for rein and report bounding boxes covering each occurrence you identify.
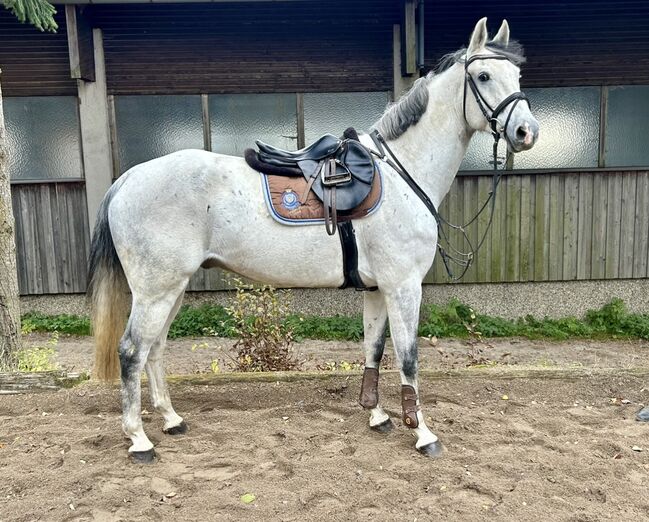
[370,53,530,281]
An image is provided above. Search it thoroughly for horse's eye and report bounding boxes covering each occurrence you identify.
[478,72,490,82]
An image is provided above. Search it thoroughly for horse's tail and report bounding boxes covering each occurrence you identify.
[87,182,130,381]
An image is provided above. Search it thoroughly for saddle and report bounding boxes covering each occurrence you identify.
[245,128,376,235]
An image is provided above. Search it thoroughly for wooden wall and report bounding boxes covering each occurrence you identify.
[12,183,90,294]
[90,2,399,95]
[427,171,649,283]
[423,0,649,88]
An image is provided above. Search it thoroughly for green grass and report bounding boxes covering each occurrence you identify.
[20,298,649,342]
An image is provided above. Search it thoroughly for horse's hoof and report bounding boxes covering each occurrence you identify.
[163,420,188,435]
[636,407,649,422]
[417,440,444,458]
[129,448,156,464]
[370,419,394,434]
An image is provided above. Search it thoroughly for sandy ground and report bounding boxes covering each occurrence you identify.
[1,335,649,521]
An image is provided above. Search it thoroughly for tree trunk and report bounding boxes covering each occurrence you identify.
[0,70,21,370]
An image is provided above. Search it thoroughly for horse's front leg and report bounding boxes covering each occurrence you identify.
[384,280,443,457]
[359,289,394,432]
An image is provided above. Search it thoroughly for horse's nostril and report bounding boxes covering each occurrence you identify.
[516,125,528,141]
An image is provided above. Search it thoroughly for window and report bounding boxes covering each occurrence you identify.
[303,92,390,144]
[5,96,83,180]
[114,95,204,173]
[605,85,649,167]
[210,94,297,155]
[461,87,601,171]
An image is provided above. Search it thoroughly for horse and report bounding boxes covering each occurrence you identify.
[88,18,539,463]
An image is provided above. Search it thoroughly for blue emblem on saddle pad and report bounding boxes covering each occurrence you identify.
[281,189,300,210]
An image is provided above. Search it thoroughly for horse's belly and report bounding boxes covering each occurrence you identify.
[208,215,346,288]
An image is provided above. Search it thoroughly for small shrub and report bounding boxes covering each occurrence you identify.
[17,333,59,372]
[226,278,300,372]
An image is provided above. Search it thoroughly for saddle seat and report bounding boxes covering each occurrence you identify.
[256,134,342,166]
[245,128,376,228]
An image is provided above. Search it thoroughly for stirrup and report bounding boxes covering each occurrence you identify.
[321,158,352,186]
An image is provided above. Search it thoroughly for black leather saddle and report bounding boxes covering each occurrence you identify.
[245,128,376,235]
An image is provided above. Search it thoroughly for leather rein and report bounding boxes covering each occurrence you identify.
[370,53,530,281]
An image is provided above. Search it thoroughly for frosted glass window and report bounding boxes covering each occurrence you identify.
[460,131,501,171]
[210,94,297,156]
[606,86,649,167]
[115,95,203,173]
[513,87,600,169]
[304,92,390,144]
[4,96,82,180]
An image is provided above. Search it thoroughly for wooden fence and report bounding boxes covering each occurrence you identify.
[12,170,649,295]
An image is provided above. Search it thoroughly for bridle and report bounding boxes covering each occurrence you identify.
[369,52,531,281]
[463,53,530,166]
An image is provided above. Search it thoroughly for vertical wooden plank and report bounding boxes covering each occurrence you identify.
[633,172,649,278]
[55,183,73,292]
[505,175,521,281]
[36,184,57,293]
[448,179,464,281]
[73,185,90,291]
[562,174,579,280]
[11,188,28,294]
[619,172,636,278]
[591,172,608,279]
[605,173,622,279]
[547,175,564,280]
[188,269,206,291]
[21,187,42,294]
[490,175,507,282]
[576,174,594,280]
[476,175,492,282]
[519,174,533,281]
[533,175,550,280]
[462,176,479,282]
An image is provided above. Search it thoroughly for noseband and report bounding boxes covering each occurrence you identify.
[463,53,530,164]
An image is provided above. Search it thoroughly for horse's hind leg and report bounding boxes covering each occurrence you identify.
[120,285,186,462]
[384,279,443,457]
[145,291,186,435]
[359,290,393,432]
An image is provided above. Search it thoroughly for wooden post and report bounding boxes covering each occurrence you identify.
[66,6,95,82]
[75,29,114,232]
[401,0,417,77]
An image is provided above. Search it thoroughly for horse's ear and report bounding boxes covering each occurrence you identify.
[491,19,510,47]
[467,17,488,56]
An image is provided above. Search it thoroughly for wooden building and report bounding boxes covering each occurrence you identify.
[2,0,649,307]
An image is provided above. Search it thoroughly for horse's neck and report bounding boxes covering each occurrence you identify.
[385,68,472,208]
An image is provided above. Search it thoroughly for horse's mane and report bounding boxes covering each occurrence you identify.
[373,40,525,140]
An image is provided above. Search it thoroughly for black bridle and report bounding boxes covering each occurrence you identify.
[463,53,530,161]
[370,52,531,281]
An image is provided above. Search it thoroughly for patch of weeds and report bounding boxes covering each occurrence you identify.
[226,277,301,372]
[168,305,235,339]
[287,314,364,341]
[17,333,59,372]
[21,313,90,336]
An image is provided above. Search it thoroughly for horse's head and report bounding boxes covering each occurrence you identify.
[462,18,539,153]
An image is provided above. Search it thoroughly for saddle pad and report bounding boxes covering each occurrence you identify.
[260,166,383,226]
